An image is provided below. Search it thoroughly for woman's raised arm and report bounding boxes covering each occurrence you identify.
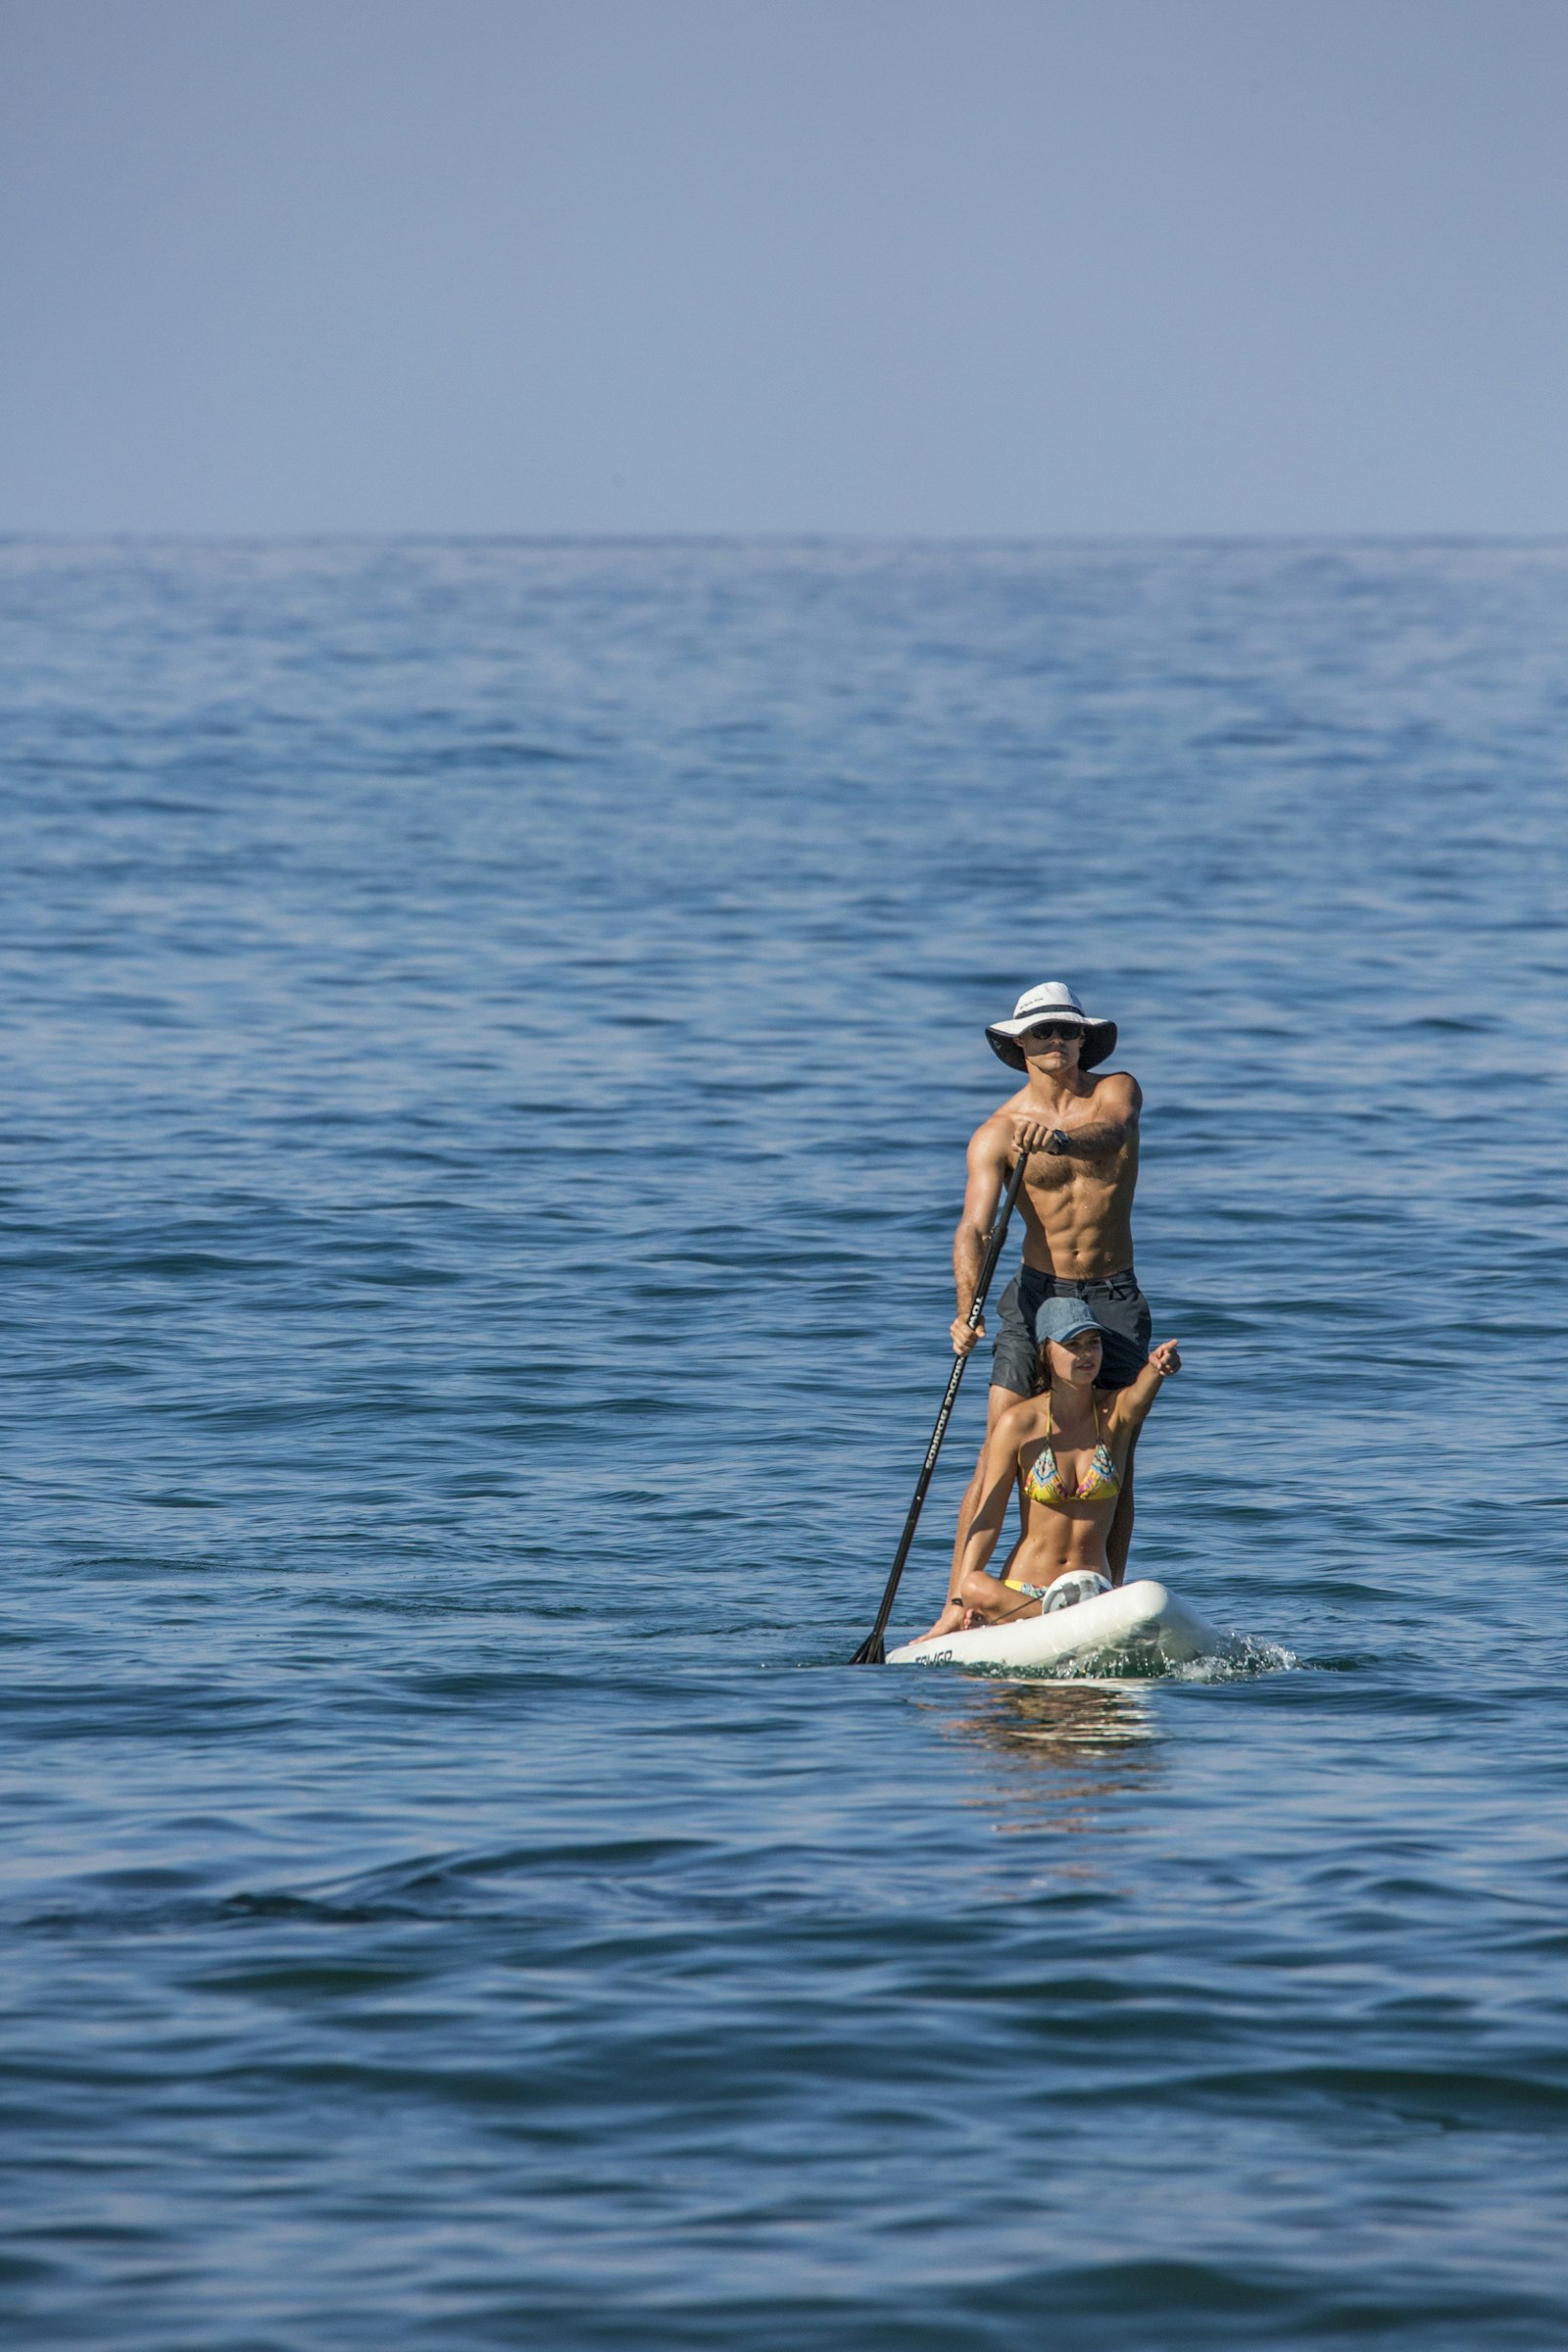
[1108,1339,1184,1437]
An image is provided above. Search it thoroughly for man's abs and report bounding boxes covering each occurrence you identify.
[1016,1155,1137,1281]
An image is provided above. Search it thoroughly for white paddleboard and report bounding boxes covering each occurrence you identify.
[885,1578,1232,1674]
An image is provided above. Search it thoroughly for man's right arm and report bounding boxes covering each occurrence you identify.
[950,1122,1011,1355]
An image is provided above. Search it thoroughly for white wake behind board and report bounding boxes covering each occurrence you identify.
[884,1579,1231,1674]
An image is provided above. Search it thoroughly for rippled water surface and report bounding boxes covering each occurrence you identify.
[3,540,1568,2348]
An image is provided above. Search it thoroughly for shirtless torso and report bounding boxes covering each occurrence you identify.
[952,1061,1141,1312]
[964,1377,1144,1590]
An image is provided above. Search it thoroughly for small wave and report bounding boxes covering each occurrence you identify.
[985,1633,1299,1685]
[1169,1634,1300,1682]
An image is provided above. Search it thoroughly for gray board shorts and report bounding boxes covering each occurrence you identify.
[991,1266,1152,1396]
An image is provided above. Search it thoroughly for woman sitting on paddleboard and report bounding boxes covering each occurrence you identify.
[917,1297,1182,1642]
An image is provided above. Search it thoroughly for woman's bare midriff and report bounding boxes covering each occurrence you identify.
[997,1491,1113,1587]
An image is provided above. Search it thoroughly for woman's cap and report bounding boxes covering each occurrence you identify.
[986,981,1117,1073]
[1035,1296,1106,1347]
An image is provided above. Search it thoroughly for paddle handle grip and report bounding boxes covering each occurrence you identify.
[850,1152,1030,1663]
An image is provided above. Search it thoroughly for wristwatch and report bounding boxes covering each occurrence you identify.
[1049,1130,1070,1155]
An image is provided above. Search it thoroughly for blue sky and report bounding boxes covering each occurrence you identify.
[3,0,1565,534]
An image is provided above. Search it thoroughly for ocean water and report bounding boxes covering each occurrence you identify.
[2,537,1567,2349]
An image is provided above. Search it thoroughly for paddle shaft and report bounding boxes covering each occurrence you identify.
[850,1152,1031,1664]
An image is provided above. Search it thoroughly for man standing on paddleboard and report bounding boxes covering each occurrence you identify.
[944,981,1150,1597]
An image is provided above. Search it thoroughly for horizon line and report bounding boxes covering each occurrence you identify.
[4,528,1568,550]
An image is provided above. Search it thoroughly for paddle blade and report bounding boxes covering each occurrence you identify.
[849,1631,886,1665]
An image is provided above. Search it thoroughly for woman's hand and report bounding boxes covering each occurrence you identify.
[914,1594,968,1642]
[1149,1339,1183,1377]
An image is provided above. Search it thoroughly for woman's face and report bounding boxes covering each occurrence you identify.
[1047,1330,1102,1386]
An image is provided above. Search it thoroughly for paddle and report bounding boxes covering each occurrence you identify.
[849,1150,1031,1664]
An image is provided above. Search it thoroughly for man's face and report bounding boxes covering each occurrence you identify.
[1021,1021,1084,1072]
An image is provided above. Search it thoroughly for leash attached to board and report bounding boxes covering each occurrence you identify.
[849,1152,1031,1664]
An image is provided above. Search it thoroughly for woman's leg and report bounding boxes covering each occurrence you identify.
[951,1565,1044,1627]
[915,1560,1042,1642]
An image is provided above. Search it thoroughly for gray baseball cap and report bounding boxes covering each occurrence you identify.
[1035,1296,1106,1347]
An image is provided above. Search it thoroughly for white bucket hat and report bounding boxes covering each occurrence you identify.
[985,981,1117,1073]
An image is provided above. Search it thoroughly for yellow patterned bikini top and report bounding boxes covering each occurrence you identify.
[1022,1396,1122,1506]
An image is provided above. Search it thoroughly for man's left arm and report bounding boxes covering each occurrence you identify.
[1053,1115,1134,1158]
[1014,1073,1141,1158]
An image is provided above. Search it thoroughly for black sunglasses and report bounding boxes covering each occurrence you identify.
[1021,1021,1084,1043]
